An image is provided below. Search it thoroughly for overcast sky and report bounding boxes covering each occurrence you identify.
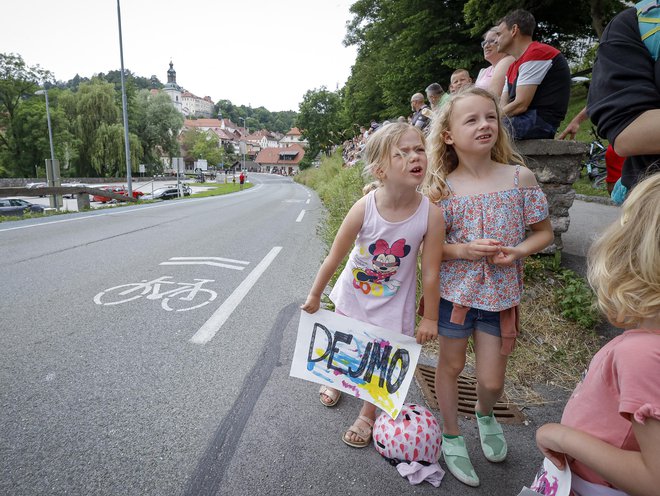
[2,0,358,112]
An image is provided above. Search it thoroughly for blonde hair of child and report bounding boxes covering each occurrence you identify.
[422,86,525,202]
[587,172,660,328]
[362,122,426,182]
[362,180,381,195]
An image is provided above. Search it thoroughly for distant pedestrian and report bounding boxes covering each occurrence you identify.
[534,172,660,496]
[422,86,553,487]
[239,172,245,190]
[301,122,444,449]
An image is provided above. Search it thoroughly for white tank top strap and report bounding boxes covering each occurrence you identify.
[445,179,456,195]
[513,165,521,188]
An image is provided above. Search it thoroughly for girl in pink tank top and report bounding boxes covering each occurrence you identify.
[301,122,445,449]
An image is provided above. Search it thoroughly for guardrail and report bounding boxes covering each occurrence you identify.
[0,187,138,202]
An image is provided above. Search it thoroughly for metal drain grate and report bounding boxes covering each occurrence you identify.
[414,364,526,424]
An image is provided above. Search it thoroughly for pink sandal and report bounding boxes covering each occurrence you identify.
[319,385,341,407]
[342,415,374,448]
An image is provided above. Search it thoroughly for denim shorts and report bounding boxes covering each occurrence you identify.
[504,109,556,140]
[437,298,502,339]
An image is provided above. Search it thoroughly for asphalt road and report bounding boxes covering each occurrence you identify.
[0,183,620,496]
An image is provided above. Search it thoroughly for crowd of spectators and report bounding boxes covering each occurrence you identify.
[342,6,658,201]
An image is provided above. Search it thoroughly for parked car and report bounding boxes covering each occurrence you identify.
[141,185,190,201]
[91,186,144,203]
[0,198,45,215]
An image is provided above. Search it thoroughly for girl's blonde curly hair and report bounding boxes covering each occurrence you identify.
[421,86,525,203]
[587,172,660,328]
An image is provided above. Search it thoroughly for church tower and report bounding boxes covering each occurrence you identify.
[167,61,177,84]
[163,61,183,113]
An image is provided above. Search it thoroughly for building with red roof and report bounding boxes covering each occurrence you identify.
[255,144,305,175]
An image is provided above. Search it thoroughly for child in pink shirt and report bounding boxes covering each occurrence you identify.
[535,172,660,495]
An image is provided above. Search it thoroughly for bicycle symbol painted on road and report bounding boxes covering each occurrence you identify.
[94,276,218,312]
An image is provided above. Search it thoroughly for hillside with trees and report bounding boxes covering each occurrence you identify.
[0,56,297,178]
[296,0,626,157]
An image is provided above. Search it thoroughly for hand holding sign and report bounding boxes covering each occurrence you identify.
[290,309,421,418]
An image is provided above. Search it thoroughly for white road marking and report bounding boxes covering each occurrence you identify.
[160,256,249,270]
[306,199,310,204]
[296,210,305,222]
[189,246,282,345]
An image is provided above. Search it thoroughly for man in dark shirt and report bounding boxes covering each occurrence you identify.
[495,9,571,140]
[587,5,660,190]
[410,93,431,132]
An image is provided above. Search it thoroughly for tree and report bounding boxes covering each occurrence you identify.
[342,0,483,123]
[10,90,78,177]
[296,87,346,156]
[74,80,120,176]
[215,99,297,134]
[90,123,142,177]
[0,53,53,176]
[463,0,626,53]
[180,129,225,167]
[133,90,184,165]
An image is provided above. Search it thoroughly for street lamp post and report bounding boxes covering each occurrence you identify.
[240,117,247,172]
[116,0,133,196]
[35,89,60,209]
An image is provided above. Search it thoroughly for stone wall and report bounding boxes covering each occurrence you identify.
[515,139,588,253]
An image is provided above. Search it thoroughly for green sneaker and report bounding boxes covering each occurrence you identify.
[441,435,480,487]
[476,411,508,462]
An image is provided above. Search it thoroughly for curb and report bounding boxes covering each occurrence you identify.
[574,193,617,206]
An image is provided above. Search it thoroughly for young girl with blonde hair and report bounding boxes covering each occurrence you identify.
[302,122,445,448]
[535,172,660,496]
[422,86,553,486]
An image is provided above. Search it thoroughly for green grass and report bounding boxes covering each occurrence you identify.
[188,182,253,198]
[0,210,61,223]
[572,175,610,197]
[559,83,598,143]
[559,83,613,199]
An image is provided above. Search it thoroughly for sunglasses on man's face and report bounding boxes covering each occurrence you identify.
[481,39,497,48]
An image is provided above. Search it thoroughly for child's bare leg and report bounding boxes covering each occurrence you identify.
[473,330,509,463]
[343,401,377,445]
[436,336,480,486]
[435,336,469,435]
[473,331,508,415]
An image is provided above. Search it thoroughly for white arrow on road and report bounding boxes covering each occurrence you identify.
[160,257,249,271]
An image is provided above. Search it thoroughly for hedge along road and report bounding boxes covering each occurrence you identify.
[0,174,614,496]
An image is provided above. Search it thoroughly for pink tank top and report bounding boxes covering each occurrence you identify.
[329,190,430,336]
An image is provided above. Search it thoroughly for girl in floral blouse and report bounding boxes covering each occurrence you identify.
[422,86,553,487]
